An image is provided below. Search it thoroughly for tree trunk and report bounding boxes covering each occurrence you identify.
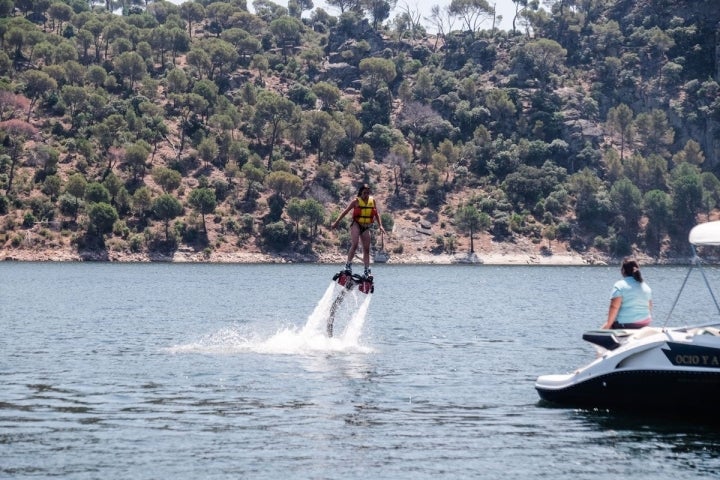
[6,155,17,195]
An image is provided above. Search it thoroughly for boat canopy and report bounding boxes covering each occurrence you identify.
[689,221,720,246]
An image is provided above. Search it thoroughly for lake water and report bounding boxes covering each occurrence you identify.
[2,262,720,479]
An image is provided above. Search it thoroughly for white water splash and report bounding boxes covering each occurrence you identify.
[165,282,373,356]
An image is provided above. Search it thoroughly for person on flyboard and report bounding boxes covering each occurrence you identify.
[331,183,386,278]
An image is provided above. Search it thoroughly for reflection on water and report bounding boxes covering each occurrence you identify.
[577,410,720,476]
[579,409,720,437]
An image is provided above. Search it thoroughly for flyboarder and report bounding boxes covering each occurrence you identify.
[330,183,386,278]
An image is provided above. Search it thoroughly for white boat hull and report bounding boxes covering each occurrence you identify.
[535,327,720,413]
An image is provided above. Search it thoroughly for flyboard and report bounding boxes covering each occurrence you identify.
[327,270,374,337]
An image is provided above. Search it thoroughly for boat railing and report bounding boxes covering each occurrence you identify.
[663,245,720,328]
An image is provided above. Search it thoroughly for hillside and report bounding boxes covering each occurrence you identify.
[1,0,719,265]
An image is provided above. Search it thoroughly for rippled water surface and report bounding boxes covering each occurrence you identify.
[2,262,720,479]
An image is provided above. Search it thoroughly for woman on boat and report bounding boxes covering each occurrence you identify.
[601,257,653,329]
[330,183,386,277]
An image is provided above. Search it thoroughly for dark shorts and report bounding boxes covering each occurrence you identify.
[611,317,652,329]
[352,221,372,234]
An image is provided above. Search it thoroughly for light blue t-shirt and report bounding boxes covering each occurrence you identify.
[611,276,652,324]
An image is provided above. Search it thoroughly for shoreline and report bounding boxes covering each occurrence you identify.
[0,246,697,266]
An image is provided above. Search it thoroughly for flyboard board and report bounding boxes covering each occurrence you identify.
[327,270,374,337]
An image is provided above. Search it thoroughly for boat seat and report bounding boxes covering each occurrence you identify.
[582,330,628,350]
[581,327,660,350]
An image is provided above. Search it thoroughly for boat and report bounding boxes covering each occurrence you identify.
[535,221,720,413]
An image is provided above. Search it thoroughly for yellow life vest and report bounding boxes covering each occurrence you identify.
[353,197,376,226]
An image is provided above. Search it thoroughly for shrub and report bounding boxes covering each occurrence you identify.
[113,220,130,239]
[87,202,118,236]
[593,235,609,252]
[129,234,144,253]
[557,222,572,239]
[28,196,55,221]
[241,214,254,233]
[380,212,394,232]
[261,221,292,250]
[23,212,36,228]
[11,233,25,247]
[225,218,240,234]
[445,235,457,254]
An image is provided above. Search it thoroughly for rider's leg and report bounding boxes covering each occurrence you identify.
[346,222,360,270]
[360,229,371,275]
